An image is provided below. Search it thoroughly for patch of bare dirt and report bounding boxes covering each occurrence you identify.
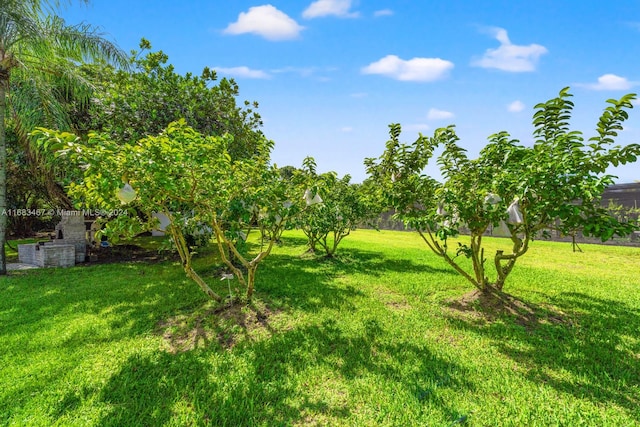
[156,301,278,353]
[445,290,569,330]
[374,287,412,312]
[83,244,178,265]
[386,300,412,311]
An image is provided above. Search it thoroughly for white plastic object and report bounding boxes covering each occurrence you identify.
[116,183,137,204]
[303,189,323,206]
[507,199,524,224]
[484,193,502,205]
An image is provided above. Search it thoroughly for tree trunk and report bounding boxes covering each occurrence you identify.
[170,223,222,302]
[246,266,256,301]
[184,264,223,302]
[308,233,317,253]
[0,82,8,274]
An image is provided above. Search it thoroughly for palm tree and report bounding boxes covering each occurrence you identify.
[0,0,127,273]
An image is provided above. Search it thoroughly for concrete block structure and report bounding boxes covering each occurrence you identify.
[18,210,88,268]
[18,243,76,268]
[53,211,87,263]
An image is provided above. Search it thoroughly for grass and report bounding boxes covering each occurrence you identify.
[1,229,639,426]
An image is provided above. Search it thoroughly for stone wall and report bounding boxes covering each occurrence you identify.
[18,243,76,268]
[54,211,87,263]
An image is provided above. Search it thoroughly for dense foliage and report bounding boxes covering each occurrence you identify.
[0,0,127,273]
[72,39,264,160]
[34,120,295,301]
[292,157,380,257]
[4,124,54,236]
[365,88,640,294]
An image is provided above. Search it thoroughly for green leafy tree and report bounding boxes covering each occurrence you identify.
[278,165,298,181]
[317,176,380,257]
[72,39,264,160]
[291,157,325,253]
[365,89,640,295]
[5,123,53,236]
[34,120,295,302]
[292,157,380,257]
[0,0,126,273]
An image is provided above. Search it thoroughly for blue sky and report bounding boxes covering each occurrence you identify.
[62,1,640,183]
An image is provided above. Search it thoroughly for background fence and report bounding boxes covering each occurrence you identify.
[373,182,640,247]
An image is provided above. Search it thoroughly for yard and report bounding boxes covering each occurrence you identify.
[1,229,639,426]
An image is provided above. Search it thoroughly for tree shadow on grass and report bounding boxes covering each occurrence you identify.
[3,240,467,425]
[258,246,457,313]
[321,249,457,278]
[96,317,473,426]
[443,290,640,418]
[279,234,457,278]
[156,300,280,353]
[0,262,215,342]
[1,245,397,419]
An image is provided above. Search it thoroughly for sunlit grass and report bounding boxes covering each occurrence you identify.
[1,229,638,426]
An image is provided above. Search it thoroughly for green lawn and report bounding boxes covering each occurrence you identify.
[1,230,639,426]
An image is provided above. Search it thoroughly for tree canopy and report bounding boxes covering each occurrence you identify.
[291,156,380,257]
[71,39,264,160]
[34,120,296,301]
[0,0,127,273]
[365,88,640,294]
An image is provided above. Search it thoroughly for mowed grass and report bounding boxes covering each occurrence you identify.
[1,229,639,426]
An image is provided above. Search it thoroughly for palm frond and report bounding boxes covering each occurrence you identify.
[11,70,70,129]
[0,1,44,53]
[2,0,128,208]
[43,15,129,69]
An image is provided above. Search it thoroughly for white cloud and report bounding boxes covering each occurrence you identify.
[361,55,454,82]
[507,100,525,112]
[427,108,454,120]
[340,126,354,132]
[579,74,635,90]
[213,66,270,79]
[374,9,394,17]
[303,0,359,19]
[472,27,547,72]
[223,5,304,41]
